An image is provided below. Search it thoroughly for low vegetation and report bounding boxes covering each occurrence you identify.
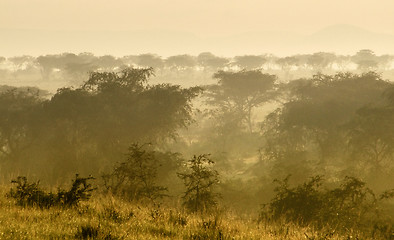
[8,175,95,208]
[2,173,393,239]
[261,175,394,239]
[0,190,391,239]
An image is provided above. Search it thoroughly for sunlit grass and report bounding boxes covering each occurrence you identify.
[0,186,390,239]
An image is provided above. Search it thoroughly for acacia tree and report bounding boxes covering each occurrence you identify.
[197,52,229,71]
[41,67,201,179]
[351,49,378,71]
[135,54,164,70]
[207,70,276,133]
[177,154,220,213]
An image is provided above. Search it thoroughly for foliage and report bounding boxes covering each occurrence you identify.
[261,175,394,232]
[0,88,45,168]
[178,154,220,213]
[102,143,179,202]
[261,72,394,182]
[347,106,394,175]
[232,55,266,69]
[8,174,95,208]
[0,67,201,180]
[197,52,229,70]
[165,54,196,70]
[207,69,276,133]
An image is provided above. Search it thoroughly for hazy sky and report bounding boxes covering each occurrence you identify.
[1,0,394,36]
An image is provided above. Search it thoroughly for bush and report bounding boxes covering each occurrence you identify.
[178,154,220,213]
[261,175,394,232]
[102,143,179,202]
[8,174,95,208]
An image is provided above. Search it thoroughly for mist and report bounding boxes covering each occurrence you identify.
[0,1,394,239]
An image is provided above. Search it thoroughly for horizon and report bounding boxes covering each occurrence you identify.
[1,24,394,58]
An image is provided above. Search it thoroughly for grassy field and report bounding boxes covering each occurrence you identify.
[0,186,391,240]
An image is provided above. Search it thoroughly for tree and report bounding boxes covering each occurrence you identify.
[43,87,97,178]
[177,154,220,213]
[95,55,122,71]
[197,52,229,70]
[102,143,178,201]
[165,54,196,70]
[232,55,266,70]
[81,68,201,143]
[136,54,164,70]
[261,72,393,181]
[63,62,97,85]
[347,105,394,177]
[207,70,276,133]
[36,54,60,80]
[8,55,35,79]
[352,49,378,71]
[307,52,336,72]
[40,67,201,179]
[0,88,44,170]
[276,56,299,79]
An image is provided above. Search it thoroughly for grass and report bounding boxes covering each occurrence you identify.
[0,186,392,239]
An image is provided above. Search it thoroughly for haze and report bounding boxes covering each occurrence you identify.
[2,0,394,35]
[1,0,394,56]
[2,1,394,238]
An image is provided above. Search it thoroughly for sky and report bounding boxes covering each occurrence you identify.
[1,0,394,36]
[1,0,394,57]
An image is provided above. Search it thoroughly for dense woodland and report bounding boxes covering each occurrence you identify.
[1,50,394,238]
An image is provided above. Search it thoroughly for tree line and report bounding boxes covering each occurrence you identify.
[1,50,393,88]
[0,66,393,211]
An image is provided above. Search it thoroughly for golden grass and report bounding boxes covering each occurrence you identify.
[0,187,388,239]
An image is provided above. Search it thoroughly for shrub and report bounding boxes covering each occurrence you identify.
[178,154,220,213]
[263,175,324,225]
[261,175,394,232]
[8,174,95,208]
[102,143,179,202]
[8,176,55,208]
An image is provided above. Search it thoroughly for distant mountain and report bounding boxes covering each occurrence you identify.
[1,25,394,57]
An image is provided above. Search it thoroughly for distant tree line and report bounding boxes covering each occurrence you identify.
[0,50,393,86]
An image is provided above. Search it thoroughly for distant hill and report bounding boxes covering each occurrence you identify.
[1,25,394,57]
